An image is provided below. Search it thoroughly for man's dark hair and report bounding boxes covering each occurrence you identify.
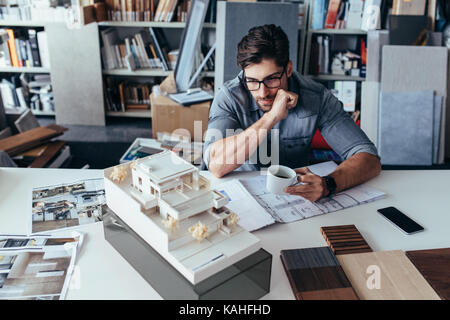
[237,24,290,70]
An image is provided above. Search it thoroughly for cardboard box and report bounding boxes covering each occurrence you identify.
[150,93,210,142]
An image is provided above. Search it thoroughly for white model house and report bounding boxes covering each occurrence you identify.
[103,150,261,284]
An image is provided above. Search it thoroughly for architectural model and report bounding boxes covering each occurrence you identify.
[104,150,261,284]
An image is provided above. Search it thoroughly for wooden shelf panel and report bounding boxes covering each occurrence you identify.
[0,67,51,73]
[106,110,151,118]
[309,29,367,35]
[98,21,216,28]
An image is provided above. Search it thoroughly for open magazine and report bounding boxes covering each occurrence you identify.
[0,232,84,300]
[215,161,386,231]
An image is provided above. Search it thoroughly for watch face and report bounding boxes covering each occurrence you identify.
[325,176,336,194]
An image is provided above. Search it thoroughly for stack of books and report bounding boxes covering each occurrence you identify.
[104,77,155,112]
[0,28,49,68]
[312,0,384,30]
[100,27,172,71]
[0,73,53,113]
[103,0,217,23]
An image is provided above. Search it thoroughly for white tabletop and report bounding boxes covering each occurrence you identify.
[1,167,449,300]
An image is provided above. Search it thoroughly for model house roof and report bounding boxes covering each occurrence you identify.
[136,150,197,183]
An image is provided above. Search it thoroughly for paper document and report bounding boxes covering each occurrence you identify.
[215,180,275,231]
[215,161,385,231]
[0,232,83,300]
[306,160,338,176]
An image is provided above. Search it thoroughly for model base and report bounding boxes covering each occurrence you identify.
[102,206,272,300]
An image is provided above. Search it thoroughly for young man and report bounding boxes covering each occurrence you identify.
[203,24,381,202]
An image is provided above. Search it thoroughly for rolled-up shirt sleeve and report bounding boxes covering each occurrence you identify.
[203,88,242,168]
[318,89,379,160]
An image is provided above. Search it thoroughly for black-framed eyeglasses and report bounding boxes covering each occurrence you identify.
[242,66,286,91]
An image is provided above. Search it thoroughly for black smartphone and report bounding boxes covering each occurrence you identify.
[377,206,424,235]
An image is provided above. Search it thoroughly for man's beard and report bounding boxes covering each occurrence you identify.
[256,95,276,112]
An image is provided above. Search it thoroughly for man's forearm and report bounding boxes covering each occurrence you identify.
[328,152,381,194]
[209,112,277,177]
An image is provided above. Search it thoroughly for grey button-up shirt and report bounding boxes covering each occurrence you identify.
[203,71,378,171]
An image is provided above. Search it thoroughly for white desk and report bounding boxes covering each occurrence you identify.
[1,168,449,299]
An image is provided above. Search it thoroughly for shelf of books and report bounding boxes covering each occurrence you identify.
[1,25,54,116]
[102,0,218,24]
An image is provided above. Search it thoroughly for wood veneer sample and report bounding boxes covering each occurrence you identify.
[17,144,48,157]
[321,225,372,255]
[280,247,359,300]
[29,140,66,168]
[288,266,352,292]
[337,250,441,300]
[299,287,359,300]
[406,248,450,300]
[0,125,67,156]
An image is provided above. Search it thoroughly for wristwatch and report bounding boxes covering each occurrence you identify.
[322,176,337,197]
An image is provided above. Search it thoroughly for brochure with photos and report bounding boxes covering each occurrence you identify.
[0,232,84,300]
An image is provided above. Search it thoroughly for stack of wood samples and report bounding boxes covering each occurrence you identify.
[320,225,373,255]
[0,125,66,157]
[280,247,358,300]
[406,248,450,300]
[337,250,441,300]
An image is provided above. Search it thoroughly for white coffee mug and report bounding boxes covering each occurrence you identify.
[266,165,299,194]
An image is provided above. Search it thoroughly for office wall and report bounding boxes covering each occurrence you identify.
[47,23,105,126]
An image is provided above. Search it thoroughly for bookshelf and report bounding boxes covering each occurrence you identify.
[303,0,368,77]
[0,21,55,117]
[304,28,367,74]
[99,20,216,119]
[301,0,368,122]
